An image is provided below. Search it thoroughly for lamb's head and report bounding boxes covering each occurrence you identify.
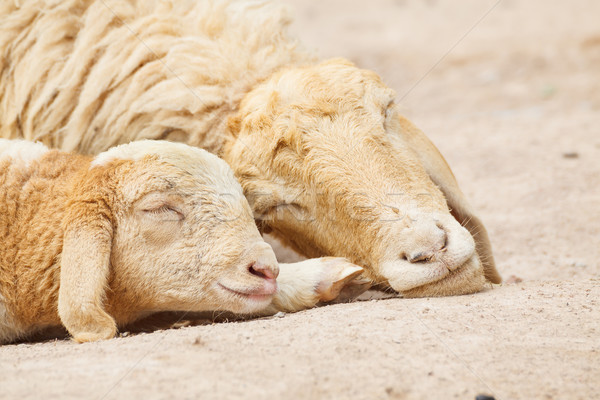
[224,59,501,297]
[59,140,277,342]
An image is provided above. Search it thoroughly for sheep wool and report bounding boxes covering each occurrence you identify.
[0,0,310,153]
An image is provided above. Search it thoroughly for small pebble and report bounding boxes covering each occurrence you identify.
[562,152,579,159]
[274,311,286,318]
[540,84,557,98]
[192,337,204,346]
[475,395,495,400]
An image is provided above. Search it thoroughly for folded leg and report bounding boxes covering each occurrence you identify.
[259,257,371,315]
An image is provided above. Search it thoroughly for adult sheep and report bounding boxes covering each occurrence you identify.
[0,139,363,343]
[0,0,501,296]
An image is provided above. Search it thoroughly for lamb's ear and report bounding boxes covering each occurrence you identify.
[58,197,117,343]
[389,114,502,284]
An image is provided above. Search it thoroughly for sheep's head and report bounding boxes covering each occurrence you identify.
[224,59,501,297]
[59,141,278,341]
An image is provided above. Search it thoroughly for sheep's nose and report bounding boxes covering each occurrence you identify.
[404,222,447,264]
[407,251,435,263]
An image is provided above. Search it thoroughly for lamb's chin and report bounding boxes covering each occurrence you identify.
[216,284,275,314]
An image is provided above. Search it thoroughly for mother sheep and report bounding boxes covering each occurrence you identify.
[0,0,501,297]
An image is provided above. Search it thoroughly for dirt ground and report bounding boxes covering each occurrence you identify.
[1,1,599,399]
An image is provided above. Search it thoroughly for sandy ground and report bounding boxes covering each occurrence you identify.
[1,1,599,399]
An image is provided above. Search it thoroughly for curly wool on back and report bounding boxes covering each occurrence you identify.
[0,0,310,153]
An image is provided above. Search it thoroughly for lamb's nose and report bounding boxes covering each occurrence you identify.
[248,261,278,281]
[404,222,447,264]
[245,241,279,281]
[248,261,278,295]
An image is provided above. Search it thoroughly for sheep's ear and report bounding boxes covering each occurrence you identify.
[58,199,117,343]
[390,115,502,284]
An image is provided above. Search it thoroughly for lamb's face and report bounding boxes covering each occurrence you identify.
[92,141,279,314]
[226,60,487,296]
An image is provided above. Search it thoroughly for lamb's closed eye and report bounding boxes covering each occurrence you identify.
[141,205,184,221]
[136,193,185,221]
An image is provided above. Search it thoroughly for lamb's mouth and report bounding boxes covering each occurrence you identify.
[217,283,275,302]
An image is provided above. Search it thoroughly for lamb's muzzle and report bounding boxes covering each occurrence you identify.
[217,241,279,303]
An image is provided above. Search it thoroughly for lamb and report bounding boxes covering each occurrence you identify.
[0,0,501,297]
[0,139,364,344]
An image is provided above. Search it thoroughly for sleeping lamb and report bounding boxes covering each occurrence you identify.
[0,139,363,344]
[0,0,501,297]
